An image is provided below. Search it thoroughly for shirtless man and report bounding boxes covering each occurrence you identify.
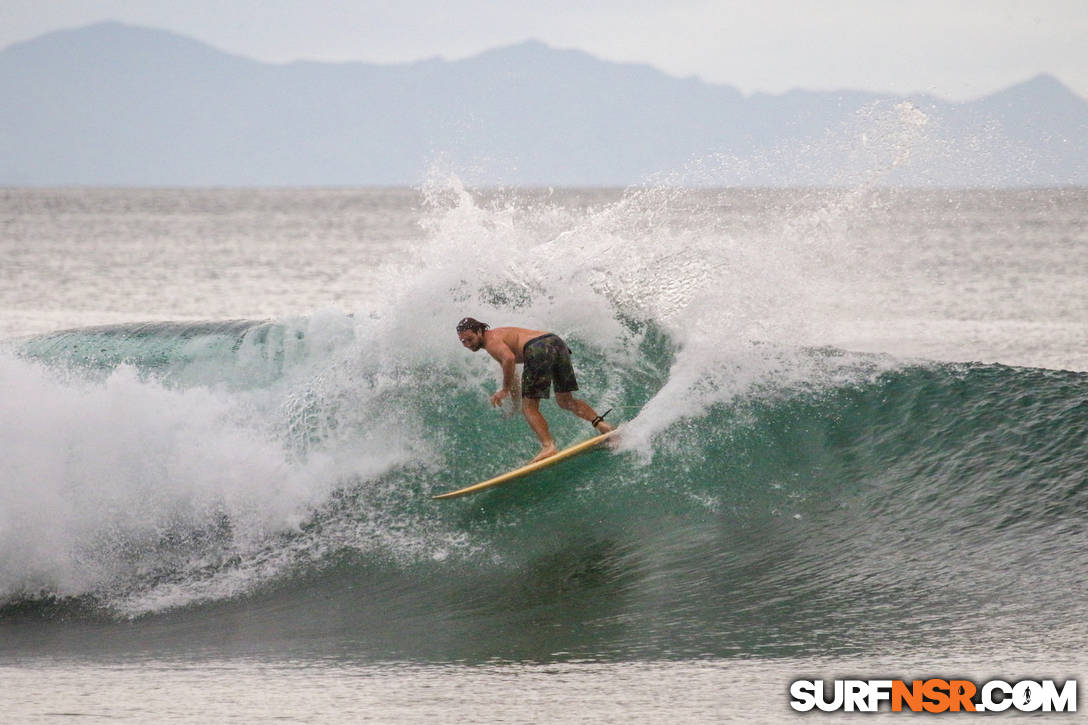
[456,317,615,463]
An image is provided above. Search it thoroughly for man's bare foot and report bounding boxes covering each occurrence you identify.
[594,421,615,434]
[529,443,558,463]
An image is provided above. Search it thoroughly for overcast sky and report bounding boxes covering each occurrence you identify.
[3,0,1085,101]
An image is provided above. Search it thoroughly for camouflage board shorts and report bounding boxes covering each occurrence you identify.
[521,334,579,399]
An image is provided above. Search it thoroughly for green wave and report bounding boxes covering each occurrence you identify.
[5,319,1086,662]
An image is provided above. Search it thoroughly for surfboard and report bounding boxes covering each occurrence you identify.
[432,429,620,499]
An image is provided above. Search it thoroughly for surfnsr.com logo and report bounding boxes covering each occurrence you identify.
[789,678,1077,713]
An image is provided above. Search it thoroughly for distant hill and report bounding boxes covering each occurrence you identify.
[1,22,1085,186]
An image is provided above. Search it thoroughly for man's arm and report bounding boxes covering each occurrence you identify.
[485,339,518,407]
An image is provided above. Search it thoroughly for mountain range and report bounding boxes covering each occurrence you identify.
[2,22,1085,186]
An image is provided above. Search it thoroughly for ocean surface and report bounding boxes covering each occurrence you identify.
[1,183,1086,722]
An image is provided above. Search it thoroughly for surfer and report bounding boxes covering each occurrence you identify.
[456,317,615,463]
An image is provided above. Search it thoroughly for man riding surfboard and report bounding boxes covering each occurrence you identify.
[456,317,615,463]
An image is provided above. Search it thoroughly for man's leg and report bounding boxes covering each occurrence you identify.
[555,392,615,433]
[522,397,559,462]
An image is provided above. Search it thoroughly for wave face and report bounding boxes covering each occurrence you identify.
[2,312,1086,662]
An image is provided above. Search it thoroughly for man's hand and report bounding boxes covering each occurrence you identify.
[490,389,510,407]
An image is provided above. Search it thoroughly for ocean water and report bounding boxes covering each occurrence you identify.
[1,182,1086,722]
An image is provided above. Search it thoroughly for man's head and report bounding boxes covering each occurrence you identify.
[456,317,489,351]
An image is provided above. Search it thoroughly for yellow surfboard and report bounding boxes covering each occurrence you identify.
[432,429,620,499]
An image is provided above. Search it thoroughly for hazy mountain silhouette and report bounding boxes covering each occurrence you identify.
[2,22,1085,186]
